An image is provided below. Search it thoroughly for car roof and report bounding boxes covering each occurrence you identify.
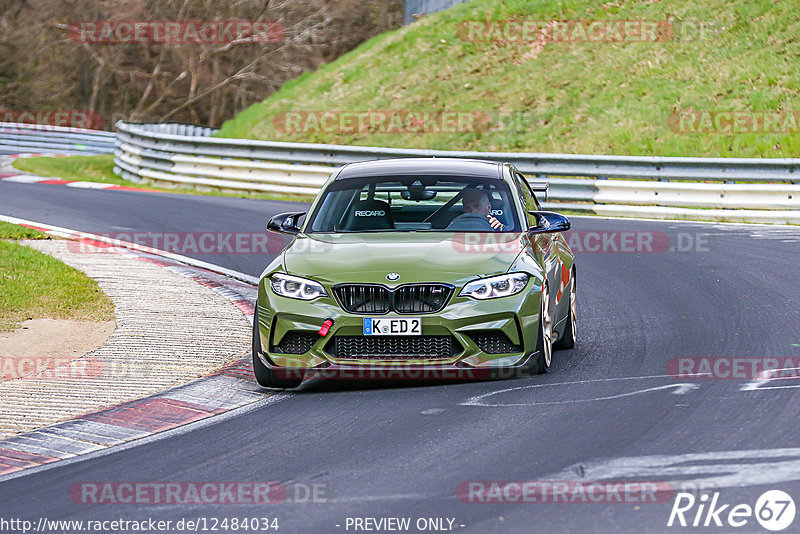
[334,158,505,180]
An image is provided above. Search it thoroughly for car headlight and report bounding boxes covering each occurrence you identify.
[270,273,328,300]
[459,272,530,300]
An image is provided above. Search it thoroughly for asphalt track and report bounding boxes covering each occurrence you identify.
[1,181,800,533]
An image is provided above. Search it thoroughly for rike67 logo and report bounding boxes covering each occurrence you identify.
[668,490,796,531]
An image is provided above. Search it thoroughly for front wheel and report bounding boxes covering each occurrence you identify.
[554,266,576,350]
[252,307,304,389]
[525,283,553,375]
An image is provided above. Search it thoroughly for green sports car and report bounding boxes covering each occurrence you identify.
[253,158,576,388]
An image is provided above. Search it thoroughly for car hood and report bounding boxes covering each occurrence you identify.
[282,232,523,285]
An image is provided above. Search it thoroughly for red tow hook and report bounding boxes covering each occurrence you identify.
[318,318,334,337]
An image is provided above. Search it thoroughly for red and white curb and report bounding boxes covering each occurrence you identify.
[0,173,159,192]
[0,216,272,481]
[0,153,160,193]
[1,152,65,161]
[0,365,266,475]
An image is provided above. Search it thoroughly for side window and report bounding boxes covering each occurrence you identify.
[514,173,539,227]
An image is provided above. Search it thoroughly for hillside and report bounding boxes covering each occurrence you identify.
[217,0,800,157]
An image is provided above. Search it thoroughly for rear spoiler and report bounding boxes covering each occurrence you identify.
[528,180,549,202]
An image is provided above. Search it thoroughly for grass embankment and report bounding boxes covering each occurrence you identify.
[0,221,114,332]
[11,155,309,202]
[216,0,800,158]
[12,155,121,184]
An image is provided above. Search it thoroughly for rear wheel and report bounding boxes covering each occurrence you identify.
[554,267,576,350]
[252,307,304,389]
[526,283,553,375]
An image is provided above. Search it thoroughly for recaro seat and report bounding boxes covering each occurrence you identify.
[340,199,394,231]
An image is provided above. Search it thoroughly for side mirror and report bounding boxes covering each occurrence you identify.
[528,211,571,234]
[267,212,306,236]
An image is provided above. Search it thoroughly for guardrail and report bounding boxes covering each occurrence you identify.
[113,121,800,224]
[3,119,795,222]
[0,122,116,154]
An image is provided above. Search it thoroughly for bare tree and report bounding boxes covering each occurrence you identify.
[0,0,402,128]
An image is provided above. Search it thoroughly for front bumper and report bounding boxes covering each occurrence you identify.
[256,278,543,371]
[255,353,543,381]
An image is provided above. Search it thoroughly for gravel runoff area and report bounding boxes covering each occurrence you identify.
[0,239,251,439]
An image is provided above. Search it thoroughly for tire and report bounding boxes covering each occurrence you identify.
[252,307,304,389]
[554,267,576,350]
[525,283,553,375]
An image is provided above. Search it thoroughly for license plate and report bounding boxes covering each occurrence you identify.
[363,317,421,336]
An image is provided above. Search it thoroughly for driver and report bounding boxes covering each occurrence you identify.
[446,187,503,231]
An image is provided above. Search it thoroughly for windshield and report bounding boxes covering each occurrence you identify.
[305,175,521,233]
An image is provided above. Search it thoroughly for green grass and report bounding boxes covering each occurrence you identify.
[217,0,800,158]
[0,222,114,332]
[11,155,312,202]
[0,220,49,240]
[12,155,122,184]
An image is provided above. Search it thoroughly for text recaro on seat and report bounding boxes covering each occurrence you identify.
[341,199,394,231]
